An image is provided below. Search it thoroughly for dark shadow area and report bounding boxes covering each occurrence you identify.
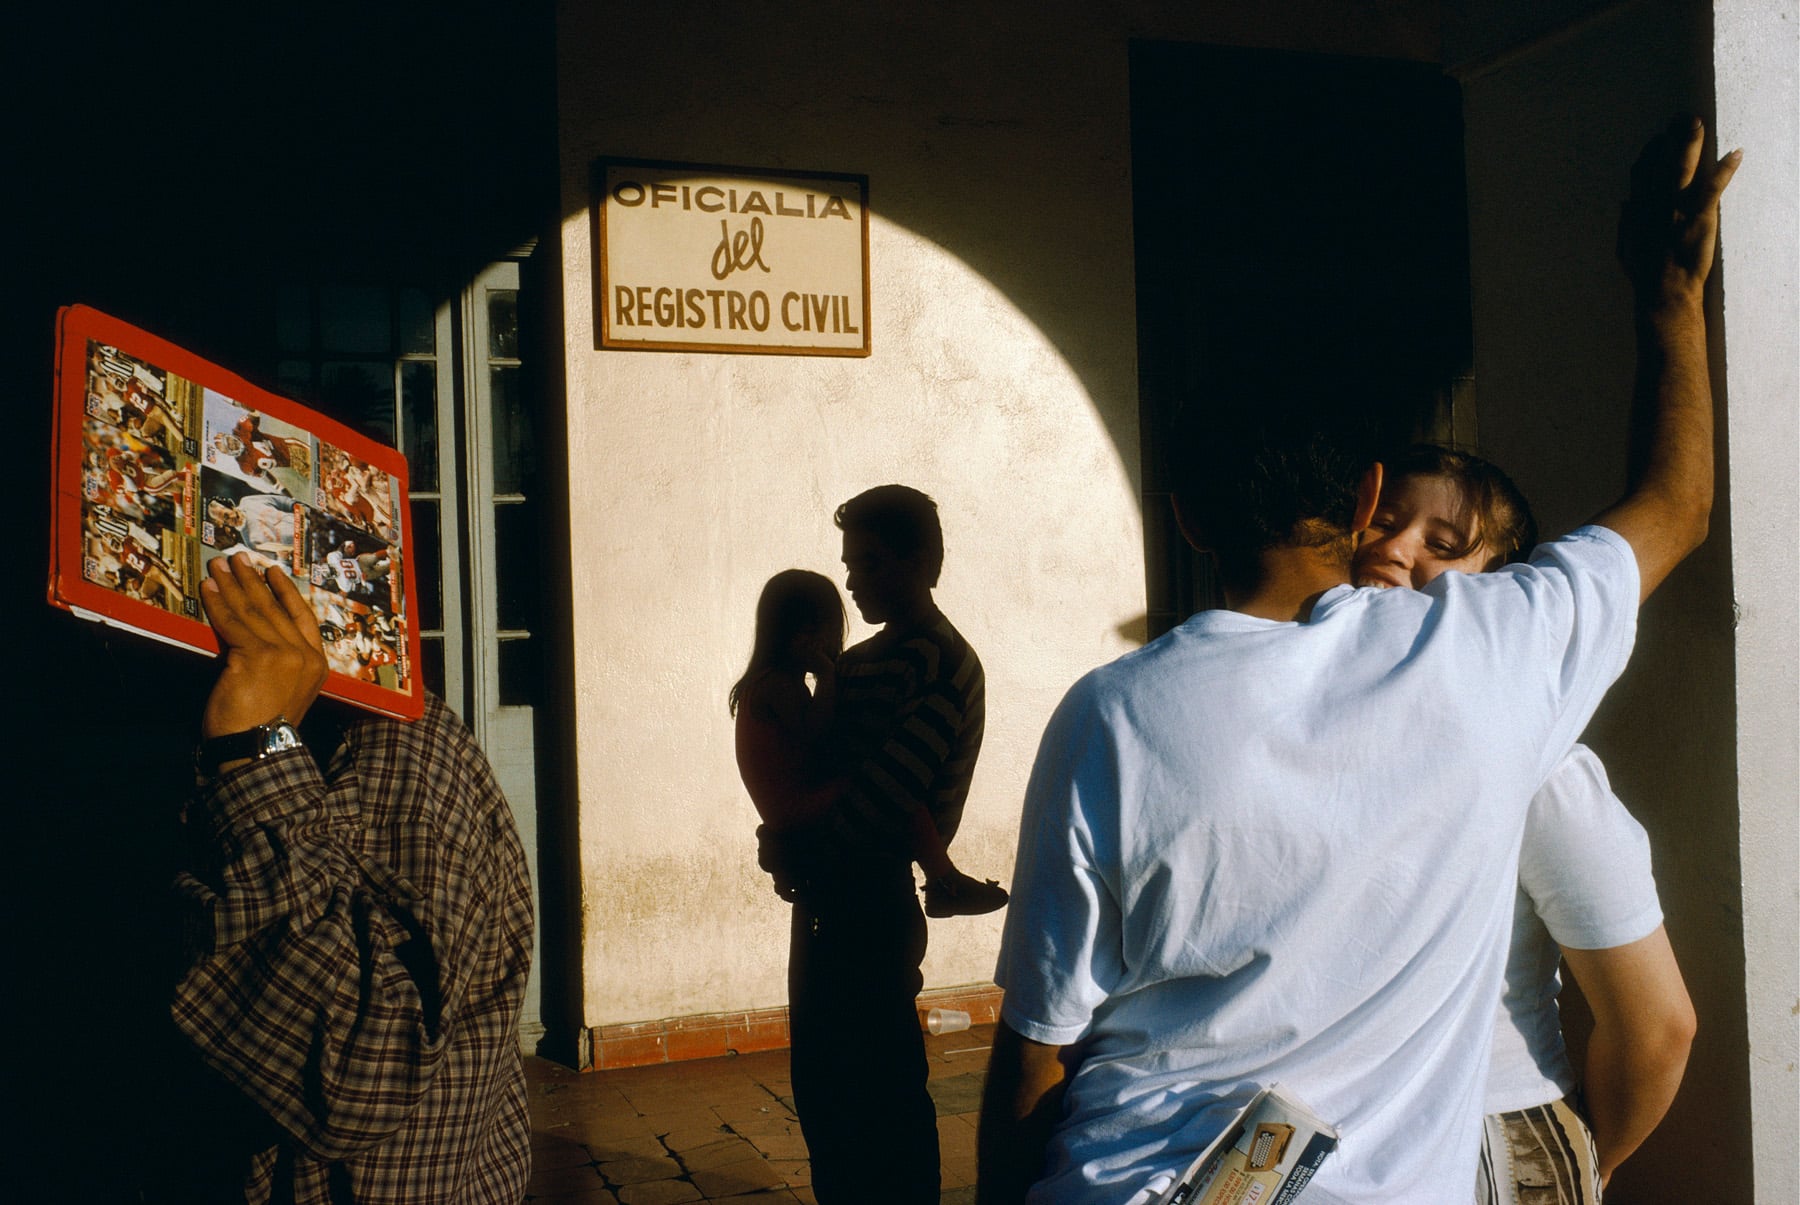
[1130,41,1475,633]
[8,3,568,1199]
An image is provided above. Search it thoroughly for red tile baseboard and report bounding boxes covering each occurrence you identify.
[589,984,1005,1071]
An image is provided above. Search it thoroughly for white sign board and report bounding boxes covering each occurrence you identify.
[595,158,870,356]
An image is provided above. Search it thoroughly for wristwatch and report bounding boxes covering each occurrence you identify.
[195,717,305,777]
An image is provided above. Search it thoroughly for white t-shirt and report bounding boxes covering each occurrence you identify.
[995,526,1639,1205]
[1488,743,1662,1114]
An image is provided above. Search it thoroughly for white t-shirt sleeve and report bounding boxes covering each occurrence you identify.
[1518,743,1663,949]
[1507,525,1641,784]
[994,677,1123,1046]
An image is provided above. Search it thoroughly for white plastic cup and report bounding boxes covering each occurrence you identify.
[925,1007,971,1035]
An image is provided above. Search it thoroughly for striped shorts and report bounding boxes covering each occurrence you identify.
[1475,1096,1604,1205]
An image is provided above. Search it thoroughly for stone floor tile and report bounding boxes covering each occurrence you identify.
[529,1163,610,1195]
[763,1159,810,1187]
[726,1113,800,1138]
[598,1154,686,1186]
[567,1113,665,1146]
[712,1098,791,1126]
[678,1136,762,1172]
[582,1133,673,1162]
[528,1186,620,1204]
[534,1135,602,1171]
[689,1155,789,1198]
[646,1105,732,1131]
[926,1072,986,1116]
[523,1028,999,1203]
[616,1179,704,1205]
[742,1131,808,1162]
[660,1123,733,1152]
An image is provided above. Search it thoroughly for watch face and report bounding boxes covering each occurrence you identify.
[263,723,303,755]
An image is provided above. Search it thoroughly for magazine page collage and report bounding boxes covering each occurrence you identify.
[76,335,414,698]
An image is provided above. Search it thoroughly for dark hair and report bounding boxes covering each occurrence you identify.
[728,569,846,716]
[1385,444,1538,565]
[1168,401,1378,590]
[833,484,945,587]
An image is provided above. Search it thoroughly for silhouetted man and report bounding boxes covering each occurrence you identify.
[781,484,986,1205]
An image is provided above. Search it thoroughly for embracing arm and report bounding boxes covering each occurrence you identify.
[1562,926,1695,1184]
[977,1022,1079,1205]
[735,674,844,831]
[1590,118,1740,602]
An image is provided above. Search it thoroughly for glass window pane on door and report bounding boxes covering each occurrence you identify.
[321,361,396,442]
[400,361,440,492]
[497,637,538,707]
[490,364,534,495]
[420,637,446,699]
[397,288,437,355]
[410,500,444,632]
[487,288,519,359]
[493,497,537,633]
[319,286,392,354]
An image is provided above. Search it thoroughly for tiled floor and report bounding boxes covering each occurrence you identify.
[525,1023,996,1204]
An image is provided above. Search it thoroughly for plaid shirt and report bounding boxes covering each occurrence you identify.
[173,694,534,1204]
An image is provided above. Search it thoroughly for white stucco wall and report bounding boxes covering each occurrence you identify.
[1452,0,1795,1193]
[554,2,1147,1025]
[1714,3,1800,1200]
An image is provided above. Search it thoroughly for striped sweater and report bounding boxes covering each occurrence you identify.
[829,611,985,855]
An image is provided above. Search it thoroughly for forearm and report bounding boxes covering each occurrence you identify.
[1562,932,1695,1182]
[1582,1015,1692,1181]
[1589,120,1738,600]
[1594,298,1714,598]
[978,1022,1075,1205]
[754,777,844,831]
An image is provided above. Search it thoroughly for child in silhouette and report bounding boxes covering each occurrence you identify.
[731,568,1006,917]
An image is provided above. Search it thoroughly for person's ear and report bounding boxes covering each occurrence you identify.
[1351,463,1384,535]
[1170,494,1210,553]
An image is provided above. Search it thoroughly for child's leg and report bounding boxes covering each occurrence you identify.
[905,808,1009,918]
[905,807,955,879]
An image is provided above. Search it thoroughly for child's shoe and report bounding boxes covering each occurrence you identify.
[925,869,1010,917]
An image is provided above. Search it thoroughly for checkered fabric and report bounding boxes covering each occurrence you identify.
[173,693,534,1204]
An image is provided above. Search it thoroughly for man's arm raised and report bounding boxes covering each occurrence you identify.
[1591,116,1741,602]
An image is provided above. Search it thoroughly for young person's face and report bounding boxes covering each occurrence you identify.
[1353,473,1492,590]
[787,621,839,666]
[841,528,919,626]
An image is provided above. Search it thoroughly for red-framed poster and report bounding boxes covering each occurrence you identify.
[48,305,425,720]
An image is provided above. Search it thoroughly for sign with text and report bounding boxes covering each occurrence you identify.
[594,158,870,356]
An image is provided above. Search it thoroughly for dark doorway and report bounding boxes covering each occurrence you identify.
[11,5,580,1200]
[1130,41,1474,632]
